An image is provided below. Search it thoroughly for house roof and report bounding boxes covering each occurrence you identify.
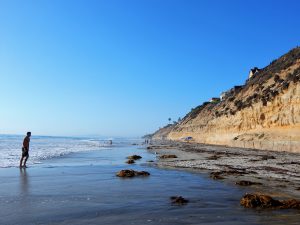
[250,67,260,73]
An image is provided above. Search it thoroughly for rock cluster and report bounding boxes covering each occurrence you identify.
[127,155,142,160]
[210,172,225,180]
[159,154,177,159]
[116,169,150,178]
[261,155,276,160]
[240,193,300,209]
[236,180,262,186]
[126,159,135,164]
[170,196,189,204]
[210,168,250,180]
[206,155,221,160]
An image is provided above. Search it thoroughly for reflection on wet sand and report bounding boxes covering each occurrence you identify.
[19,168,28,195]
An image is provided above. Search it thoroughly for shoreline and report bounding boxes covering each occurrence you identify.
[147,140,300,199]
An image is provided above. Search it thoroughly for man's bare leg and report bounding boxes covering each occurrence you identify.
[19,156,24,167]
[23,155,29,167]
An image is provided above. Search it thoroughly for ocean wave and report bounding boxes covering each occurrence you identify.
[0,135,118,168]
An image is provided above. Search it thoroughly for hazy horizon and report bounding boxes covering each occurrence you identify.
[1,0,300,136]
[0,133,142,139]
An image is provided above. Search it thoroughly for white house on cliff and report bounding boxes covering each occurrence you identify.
[248,67,261,79]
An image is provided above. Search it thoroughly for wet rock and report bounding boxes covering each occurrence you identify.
[116,169,150,178]
[135,171,150,176]
[147,160,154,163]
[127,155,142,160]
[170,196,189,204]
[277,161,300,166]
[236,180,262,186]
[116,170,136,177]
[240,193,300,209]
[147,145,173,150]
[295,187,300,191]
[159,154,177,159]
[256,166,288,173]
[240,193,283,208]
[261,155,276,160]
[249,159,260,162]
[210,168,254,180]
[206,155,221,160]
[126,159,135,164]
[210,172,225,180]
[280,199,300,209]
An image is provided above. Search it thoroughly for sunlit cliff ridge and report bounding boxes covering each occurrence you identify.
[153,47,300,152]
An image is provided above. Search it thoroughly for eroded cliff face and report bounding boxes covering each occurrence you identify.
[151,124,175,140]
[165,47,300,152]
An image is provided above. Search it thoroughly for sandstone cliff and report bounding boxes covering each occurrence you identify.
[151,124,176,140]
[155,47,300,153]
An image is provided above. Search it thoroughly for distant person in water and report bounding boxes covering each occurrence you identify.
[20,132,31,168]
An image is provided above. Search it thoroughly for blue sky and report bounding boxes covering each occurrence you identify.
[0,0,299,137]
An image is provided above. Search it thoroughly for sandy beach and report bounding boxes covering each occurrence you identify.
[147,141,300,199]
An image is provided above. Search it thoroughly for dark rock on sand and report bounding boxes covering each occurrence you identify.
[210,172,225,180]
[160,154,177,159]
[116,169,150,178]
[126,159,135,164]
[127,155,142,160]
[276,161,300,166]
[206,155,221,160]
[261,155,276,160]
[256,166,289,173]
[236,180,262,186]
[170,196,189,204]
[240,193,300,209]
[277,185,287,188]
[210,169,250,180]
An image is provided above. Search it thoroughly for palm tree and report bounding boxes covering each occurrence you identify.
[168,118,171,124]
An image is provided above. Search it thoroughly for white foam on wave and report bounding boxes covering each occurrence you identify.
[0,135,113,168]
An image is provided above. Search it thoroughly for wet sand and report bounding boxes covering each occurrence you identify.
[1,145,300,225]
[147,141,300,199]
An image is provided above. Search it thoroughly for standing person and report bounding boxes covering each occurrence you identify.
[20,132,31,168]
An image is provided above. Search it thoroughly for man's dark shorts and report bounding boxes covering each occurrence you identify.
[22,147,29,157]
